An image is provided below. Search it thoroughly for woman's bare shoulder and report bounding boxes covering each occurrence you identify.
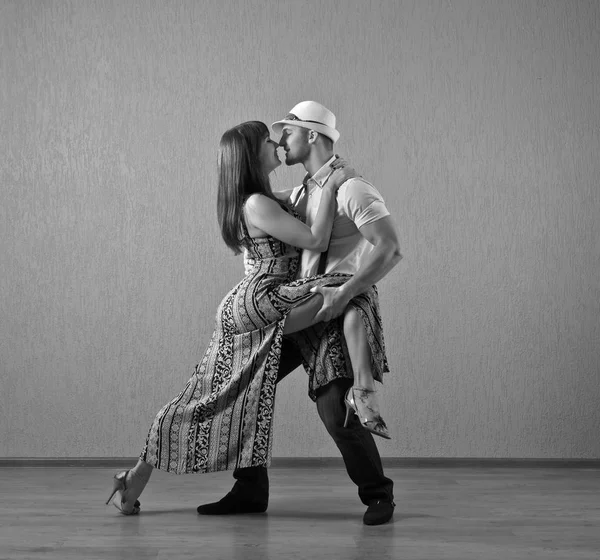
[245,193,279,213]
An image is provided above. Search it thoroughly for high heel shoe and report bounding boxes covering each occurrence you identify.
[105,470,141,515]
[343,387,391,440]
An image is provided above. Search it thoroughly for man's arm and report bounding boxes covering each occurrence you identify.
[311,215,402,322]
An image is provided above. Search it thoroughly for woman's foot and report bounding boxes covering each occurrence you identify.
[122,469,149,512]
[343,386,391,440]
[106,469,148,515]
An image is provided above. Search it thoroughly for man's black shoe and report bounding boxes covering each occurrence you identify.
[196,491,268,515]
[363,500,395,525]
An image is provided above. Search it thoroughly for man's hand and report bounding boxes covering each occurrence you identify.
[310,285,352,323]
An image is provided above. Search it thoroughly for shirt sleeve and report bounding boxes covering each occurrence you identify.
[339,178,390,229]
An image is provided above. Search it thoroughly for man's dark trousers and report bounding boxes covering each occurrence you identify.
[230,338,394,506]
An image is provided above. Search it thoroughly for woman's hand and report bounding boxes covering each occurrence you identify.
[329,155,349,170]
[328,166,359,191]
[327,155,360,191]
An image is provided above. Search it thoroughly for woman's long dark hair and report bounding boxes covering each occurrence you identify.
[217,121,278,254]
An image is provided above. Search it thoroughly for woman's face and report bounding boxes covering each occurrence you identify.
[258,134,282,174]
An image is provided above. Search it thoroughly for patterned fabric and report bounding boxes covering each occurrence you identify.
[140,205,389,474]
[285,286,389,401]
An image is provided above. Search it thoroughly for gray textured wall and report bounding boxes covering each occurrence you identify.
[1,0,599,459]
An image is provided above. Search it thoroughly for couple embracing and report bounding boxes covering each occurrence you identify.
[106,101,402,526]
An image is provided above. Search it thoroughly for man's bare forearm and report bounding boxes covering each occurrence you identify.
[338,241,402,300]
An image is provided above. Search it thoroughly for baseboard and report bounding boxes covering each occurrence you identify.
[0,457,599,468]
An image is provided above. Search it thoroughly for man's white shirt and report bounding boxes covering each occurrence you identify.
[288,155,390,277]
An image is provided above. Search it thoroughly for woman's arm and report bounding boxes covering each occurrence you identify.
[245,167,355,251]
[272,189,294,203]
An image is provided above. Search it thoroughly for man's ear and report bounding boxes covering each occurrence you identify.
[308,130,318,144]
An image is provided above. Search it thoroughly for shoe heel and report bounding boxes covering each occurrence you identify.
[106,471,141,515]
[343,389,354,428]
[105,474,124,505]
[343,403,352,428]
[105,488,119,506]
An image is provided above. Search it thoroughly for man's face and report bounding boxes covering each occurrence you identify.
[278,125,311,166]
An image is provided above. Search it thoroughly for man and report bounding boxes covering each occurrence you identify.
[197,101,402,525]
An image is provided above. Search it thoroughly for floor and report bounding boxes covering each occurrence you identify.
[0,465,599,559]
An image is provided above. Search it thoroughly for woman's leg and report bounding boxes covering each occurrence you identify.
[282,294,324,334]
[342,307,376,391]
[111,292,329,514]
[283,295,389,438]
[283,295,376,390]
[115,459,153,513]
[342,307,390,439]
[283,294,375,391]
[128,459,153,494]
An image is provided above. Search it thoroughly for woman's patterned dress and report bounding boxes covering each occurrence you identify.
[140,218,388,474]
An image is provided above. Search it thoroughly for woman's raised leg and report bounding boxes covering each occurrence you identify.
[343,307,376,391]
[284,295,389,439]
[282,293,324,334]
[342,307,390,439]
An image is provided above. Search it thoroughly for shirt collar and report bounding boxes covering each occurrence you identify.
[302,155,337,188]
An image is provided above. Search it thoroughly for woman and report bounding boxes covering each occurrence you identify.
[106,121,389,515]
